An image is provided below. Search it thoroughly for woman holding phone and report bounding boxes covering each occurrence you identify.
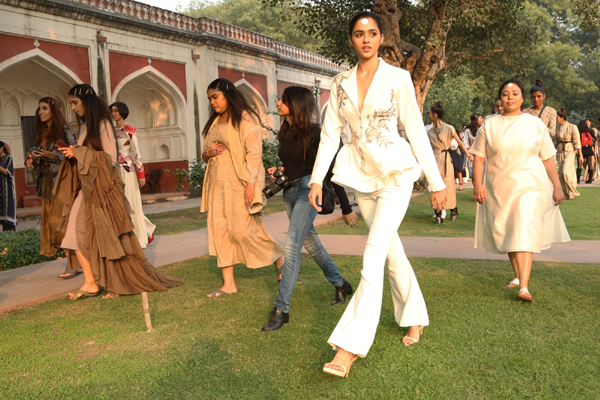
[25,97,79,278]
[56,84,182,300]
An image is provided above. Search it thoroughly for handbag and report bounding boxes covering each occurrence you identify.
[318,178,336,215]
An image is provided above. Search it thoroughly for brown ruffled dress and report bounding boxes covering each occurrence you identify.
[53,121,182,295]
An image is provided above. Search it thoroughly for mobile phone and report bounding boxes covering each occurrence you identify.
[28,146,43,153]
[55,140,68,149]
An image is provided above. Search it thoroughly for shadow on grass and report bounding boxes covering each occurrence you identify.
[1,255,599,399]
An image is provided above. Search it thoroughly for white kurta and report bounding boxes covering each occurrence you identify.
[470,114,570,254]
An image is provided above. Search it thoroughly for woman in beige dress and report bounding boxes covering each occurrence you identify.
[555,108,583,200]
[523,79,557,139]
[57,84,182,300]
[200,78,284,298]
[427,102,473,224]
[471,78,569,302]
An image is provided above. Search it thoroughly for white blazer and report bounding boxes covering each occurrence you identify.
[310,59,446,193]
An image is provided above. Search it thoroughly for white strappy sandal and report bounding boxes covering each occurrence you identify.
[504,278,520,289]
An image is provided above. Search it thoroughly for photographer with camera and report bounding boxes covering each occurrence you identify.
[262,86,356,332]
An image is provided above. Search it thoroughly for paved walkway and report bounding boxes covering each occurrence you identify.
[2,196,599,312]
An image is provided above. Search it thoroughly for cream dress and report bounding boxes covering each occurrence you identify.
[470,114,570,254]
[204,121,283,268]
[116,125,156,248]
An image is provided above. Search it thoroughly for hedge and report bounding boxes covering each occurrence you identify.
[0,229,65,271]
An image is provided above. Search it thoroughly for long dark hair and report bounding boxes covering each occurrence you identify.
[35,97,67,149]
[277,86,317,150]
[201,78,261,137]
[0,141,10,156]
[430,101,444,120]
[68,84,113,151]
[578,120,589,135]
[466,113,481,136]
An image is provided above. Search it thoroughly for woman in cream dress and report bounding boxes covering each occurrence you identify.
[110,102,156,248]
[471,78,569,303]
[308,12,447,378]
[201,78,284,298]
[555,108,583,200]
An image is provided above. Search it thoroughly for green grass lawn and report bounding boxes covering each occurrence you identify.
[1,255,599,399]
[317,187,599,240]
[148,195,286,235]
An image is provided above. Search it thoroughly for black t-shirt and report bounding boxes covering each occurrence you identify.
[277,124,321,181]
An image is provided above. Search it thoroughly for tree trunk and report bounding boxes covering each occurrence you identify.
[375,0,450,113]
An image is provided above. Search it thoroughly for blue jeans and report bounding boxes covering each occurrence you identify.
[274,175,344,313]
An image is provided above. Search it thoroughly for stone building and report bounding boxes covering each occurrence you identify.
[0,0,347,207]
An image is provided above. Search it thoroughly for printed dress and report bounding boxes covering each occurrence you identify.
[116,124,156,248]
[554,122,581,198]
[470,114,570,254]
[0,153,16,230]
[35,125,77,256]
[523,106,557,138]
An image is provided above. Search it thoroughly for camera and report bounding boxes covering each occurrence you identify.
[263,169,290,198]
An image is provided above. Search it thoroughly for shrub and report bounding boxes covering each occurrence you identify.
[166,158,207,192]
[262,138,281,170]
[0,229,66,270]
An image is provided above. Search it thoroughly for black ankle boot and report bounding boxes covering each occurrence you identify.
[331,279,353,305]
[577,168,582,184]
[261,307,289,331]
[435,210,443,225]
[450,207,458,221]
[586,171,593,184]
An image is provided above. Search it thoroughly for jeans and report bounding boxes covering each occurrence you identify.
[274,175,344,313]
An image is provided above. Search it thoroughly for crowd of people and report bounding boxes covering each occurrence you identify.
[0,9,598,381]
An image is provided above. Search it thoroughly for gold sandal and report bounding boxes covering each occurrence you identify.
[323,355,357,378]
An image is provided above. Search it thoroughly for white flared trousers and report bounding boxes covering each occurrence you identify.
[327,184,429,358]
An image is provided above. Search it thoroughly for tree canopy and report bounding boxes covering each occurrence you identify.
[263,0,544,110]
[178,0,320,52]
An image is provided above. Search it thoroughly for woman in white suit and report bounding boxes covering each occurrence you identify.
[308,11,447,378]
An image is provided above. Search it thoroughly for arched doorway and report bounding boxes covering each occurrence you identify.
[113,69,187,163]
[0,53,80,205]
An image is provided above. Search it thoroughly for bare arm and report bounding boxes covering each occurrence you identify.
[543,157,564,206]
[453,131,473,161]
[473,156,486,204]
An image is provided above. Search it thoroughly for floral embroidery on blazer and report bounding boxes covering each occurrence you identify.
[310,58,445,193]
[116,124,145,179]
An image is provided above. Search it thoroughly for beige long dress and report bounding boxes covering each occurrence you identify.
[555,122,581,198]
[427,123,457,209]
[470,114,570,254]
[202,119,283,268]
